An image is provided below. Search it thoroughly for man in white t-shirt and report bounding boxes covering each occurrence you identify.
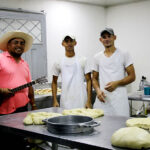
[92,28,136,116]
[52,35,92,109]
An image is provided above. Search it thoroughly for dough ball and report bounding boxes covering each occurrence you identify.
[111,127,150,149]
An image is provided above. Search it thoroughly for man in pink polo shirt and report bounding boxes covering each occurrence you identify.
[0,31,38,150]
[0,31,37,114]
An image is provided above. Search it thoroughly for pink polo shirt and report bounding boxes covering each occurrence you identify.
[0,51,31,114]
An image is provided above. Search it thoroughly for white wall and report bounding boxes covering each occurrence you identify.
[45,1,105,82]
[1,0,149,92]
[106,0,150,92]
[0,0,105,82]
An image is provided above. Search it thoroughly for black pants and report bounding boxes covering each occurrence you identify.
[0,104,28,116]
[14,104,28,113]
[0,104,28,150]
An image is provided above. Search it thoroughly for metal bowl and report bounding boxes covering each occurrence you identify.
[43,115,100,134]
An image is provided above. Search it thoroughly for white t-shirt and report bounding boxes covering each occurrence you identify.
[52,56,91,109]
[52,56,91,77]
[92,49,133,116]
[92,49,133,89]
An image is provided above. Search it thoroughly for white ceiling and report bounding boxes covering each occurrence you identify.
[57,0,147,7]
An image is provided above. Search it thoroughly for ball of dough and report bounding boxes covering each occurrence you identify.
[111,127,150,149]
[126,118,150,130]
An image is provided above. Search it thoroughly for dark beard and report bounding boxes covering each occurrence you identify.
[10,51,22,58]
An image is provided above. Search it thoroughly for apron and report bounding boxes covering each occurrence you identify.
[93,50,129,117]
[60,57,87,109]
[94,87,129,116]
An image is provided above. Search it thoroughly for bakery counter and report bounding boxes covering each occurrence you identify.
[29,94,60,110]
[128,91,150,116]
[33,89,96,110]
[128,91,150,102]
[32,83,61,110]
[0,107,130,150]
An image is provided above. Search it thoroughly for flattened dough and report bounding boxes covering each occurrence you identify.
[126,118,150,130]
[34,88,61,95]
[23,114,33,125]
[62,108,104,118]
[23,112,62,125]
[111,127,150,149]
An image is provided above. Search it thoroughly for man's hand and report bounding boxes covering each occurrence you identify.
[0,88,14,99]
[53,100,59,107]
[104,81,119,92]
[96,89,106,103]
[31,104,37,110]
[85,101,92,109]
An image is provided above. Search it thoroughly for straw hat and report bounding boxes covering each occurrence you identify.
[0,31,33,52]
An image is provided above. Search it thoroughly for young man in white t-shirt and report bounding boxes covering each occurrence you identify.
[92,28,136,116]
[52,35,92,109]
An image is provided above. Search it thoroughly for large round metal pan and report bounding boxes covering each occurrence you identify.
[43,115,100,134]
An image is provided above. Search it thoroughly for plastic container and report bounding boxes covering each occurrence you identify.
[139,76,146,91]
[144,86,150,96]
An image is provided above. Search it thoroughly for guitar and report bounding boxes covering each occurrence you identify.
[10,76,48,93]
[0,76,48,103]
